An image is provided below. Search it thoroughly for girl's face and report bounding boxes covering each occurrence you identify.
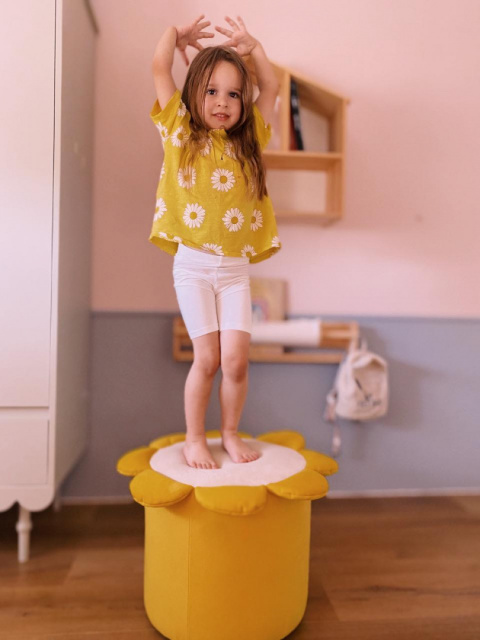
[199,61,243,131]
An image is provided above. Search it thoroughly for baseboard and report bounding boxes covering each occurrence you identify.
[59,487,480,506]
[60,495,134,505]
[328,487,480,499]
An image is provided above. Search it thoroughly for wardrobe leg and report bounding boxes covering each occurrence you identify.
[16,505,32,563]
[53,490,62,512]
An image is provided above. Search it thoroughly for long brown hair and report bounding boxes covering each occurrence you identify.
[181,46,268,201]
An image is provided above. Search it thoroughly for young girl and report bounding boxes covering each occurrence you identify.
[150,14,281,470]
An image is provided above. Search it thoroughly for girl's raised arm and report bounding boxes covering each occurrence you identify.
[152,16,214,110]
[152,26,178,111]
[249,41,279,126]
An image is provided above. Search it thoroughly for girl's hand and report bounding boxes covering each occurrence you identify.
[175,14,214,66]
[215,16,258,57]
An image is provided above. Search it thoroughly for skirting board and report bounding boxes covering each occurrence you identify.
[59,487,480,506]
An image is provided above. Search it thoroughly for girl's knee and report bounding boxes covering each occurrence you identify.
[194,353,220,377]
[221,356,249,381]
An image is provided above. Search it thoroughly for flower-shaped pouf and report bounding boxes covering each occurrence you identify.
[117,430,338,640]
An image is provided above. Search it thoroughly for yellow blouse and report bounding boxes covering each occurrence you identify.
[148,89,282,263]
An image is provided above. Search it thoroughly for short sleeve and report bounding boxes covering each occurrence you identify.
[253,102,272,151]
[150,88,191,135]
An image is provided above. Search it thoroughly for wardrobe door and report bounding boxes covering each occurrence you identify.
[0,0,55,407]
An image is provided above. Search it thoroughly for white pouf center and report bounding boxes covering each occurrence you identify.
[149,438,306,487]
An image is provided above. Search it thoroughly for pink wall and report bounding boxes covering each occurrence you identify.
[90,0,480,317]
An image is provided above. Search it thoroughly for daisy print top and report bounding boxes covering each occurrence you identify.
[149,88,282,263]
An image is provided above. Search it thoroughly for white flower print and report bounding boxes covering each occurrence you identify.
[251,209,263,231]
[272,236,281,248]
[157,232,182,243]
[171,125,189,148]
[200,138,213,156]
[222,208,244,232]
[156,123,169,145]
[223,140,236,159]
[241,245,257,258]
[178,167,196,189]
[183,203,206,229]
[202,243,224,255]
[154,197,167,221]
[177,101,187,118]
[160,163,165,180]
[211,168,235,192]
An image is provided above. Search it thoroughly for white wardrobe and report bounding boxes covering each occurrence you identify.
[0,0,95,560]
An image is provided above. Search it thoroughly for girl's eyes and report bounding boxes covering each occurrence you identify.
[206,89,240,98]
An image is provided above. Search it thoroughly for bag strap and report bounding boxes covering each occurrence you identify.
[324,389,342,457]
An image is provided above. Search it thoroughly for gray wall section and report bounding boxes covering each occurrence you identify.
[60,312,480,499]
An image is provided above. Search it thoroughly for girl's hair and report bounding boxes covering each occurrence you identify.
[181,46,268,201]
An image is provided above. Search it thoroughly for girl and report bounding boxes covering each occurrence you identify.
[150,14,281,469]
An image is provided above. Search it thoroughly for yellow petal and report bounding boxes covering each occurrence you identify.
[267,469,329,500]
[130,469,192,507]
[195,485,267,516]
[256,430,306,450]
[299,449,339,476]
[116,446,156,477]
[149,433,186,449]
[205,429,222,438]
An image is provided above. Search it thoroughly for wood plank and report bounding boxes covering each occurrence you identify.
[0,497,479,639]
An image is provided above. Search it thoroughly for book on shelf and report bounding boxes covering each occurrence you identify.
[290,77,304,151]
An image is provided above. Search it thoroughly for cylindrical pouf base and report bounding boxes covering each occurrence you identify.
[144,491,311,640]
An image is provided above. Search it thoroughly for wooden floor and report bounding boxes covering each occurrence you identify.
[1,496,479,639]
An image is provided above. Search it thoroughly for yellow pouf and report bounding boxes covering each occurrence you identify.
[117,430,338,640]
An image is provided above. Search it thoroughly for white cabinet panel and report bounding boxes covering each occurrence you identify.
[0,0,94,561]
[0,0,55,407]
[0,418,49,485]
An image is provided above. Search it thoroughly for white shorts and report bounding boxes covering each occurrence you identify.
[173,243,252,339]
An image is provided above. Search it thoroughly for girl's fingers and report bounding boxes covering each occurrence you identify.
[197,20,211,29]
[198,31,214,38]
[237,16,246,29]
[224,16,239,30]
[195,14,205,23]
[215,26,232,36]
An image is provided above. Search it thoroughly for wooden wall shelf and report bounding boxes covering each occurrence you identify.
[262,151,343,171]
[172,316,359,365]
[245,57,350,222]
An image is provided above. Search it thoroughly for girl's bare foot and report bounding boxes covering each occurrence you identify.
[221,431,260,463]
[183,436,218,469]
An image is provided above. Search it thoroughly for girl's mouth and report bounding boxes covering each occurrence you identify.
[214,114,228,120]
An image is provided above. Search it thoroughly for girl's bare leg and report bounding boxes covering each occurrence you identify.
[219,329,259,463]
[183,331,220,469]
